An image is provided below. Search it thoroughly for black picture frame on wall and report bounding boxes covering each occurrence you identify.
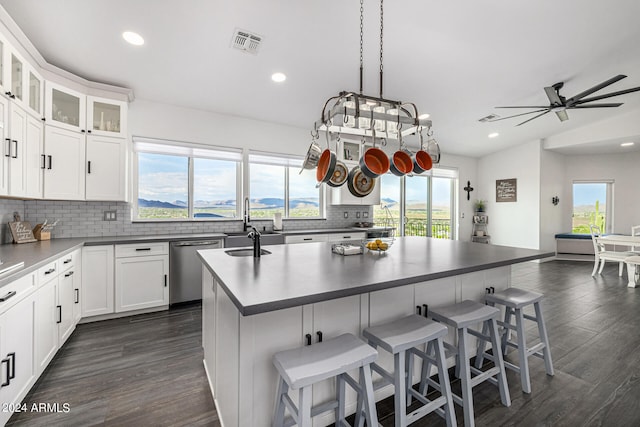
[496,178,517,202]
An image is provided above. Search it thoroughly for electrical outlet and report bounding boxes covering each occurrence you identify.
[363,212,369,218]
[356,212,361,218]
[461,212,465,219]
[344,212,349,218]
[103,210,117,221]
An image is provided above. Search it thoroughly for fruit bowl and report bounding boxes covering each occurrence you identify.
[365,238,394,253]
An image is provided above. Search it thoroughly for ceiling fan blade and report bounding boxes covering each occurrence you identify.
[565,74,627,106]
[516,110,551,126]
[555,110,569,122]
[544,86,563,106]
[574,86,640,104]
[570,103,623,108]
[488,109,549,122]
[495,106,550,109]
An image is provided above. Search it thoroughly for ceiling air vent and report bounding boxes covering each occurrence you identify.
[231,28,263,55]
[478,114,500,123]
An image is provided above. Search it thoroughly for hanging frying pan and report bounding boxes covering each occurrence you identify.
[347,165,375,197]
[327,160,348,187]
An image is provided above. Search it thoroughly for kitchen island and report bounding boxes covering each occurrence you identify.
[198,237,552,427]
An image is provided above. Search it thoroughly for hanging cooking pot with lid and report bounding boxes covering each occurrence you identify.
[347,165,375,197]
[359,128,390,178]
[327,160,348,187]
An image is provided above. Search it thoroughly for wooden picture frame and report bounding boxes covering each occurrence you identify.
[496,178,517,202]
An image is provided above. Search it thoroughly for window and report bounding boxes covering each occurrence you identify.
[373,168,458,239]
[572,181,613,233]
[134,139,241,220]
[249,153,321,219]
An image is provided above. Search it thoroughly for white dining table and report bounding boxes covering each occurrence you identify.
[595,235,640,287]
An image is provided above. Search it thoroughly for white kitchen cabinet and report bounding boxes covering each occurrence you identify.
[202,266,216,396]
[58,267,76,345]
[115,243,169,313]
[0,284,36,426]
[0,36,8,95]
[284,234,329,244]
[24,114,44,198]
[44,81,86,133]
[329,161,381,206]
[81,245,115,317]
[0,95,8,195]
[26,65,44,119]
[326,231,366,242]
[86,135,126,201]
[7,102,26,195]
[43,125,86,200]
[87,95,127,138]
[34,279,58,375]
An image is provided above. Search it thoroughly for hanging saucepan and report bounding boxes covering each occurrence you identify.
[426,136,441,165]
[316,130,337,184]
[327,160,348,187]
[299,140,322,174]
[413,131,433,174]
[359,127,390,178]
[347,165,375,198]
[389,124,413,176]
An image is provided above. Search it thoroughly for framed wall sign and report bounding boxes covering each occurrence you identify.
[496,178,517,202]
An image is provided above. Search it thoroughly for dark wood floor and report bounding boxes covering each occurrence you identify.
[9,260,640,426]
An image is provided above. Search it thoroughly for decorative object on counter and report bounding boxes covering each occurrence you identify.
[355,222,373,228]
[552,196,560,206]
[273,212,283,231]
[464,181,474,200]
[496,178,517,202]
[8,212,37,244]
[366,205,396,253]
[332,243,364,256]
[32,219,58,241]
[309,0,438,188]
[365,237,393,253]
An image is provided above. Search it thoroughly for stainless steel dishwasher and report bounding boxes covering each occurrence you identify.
[169,239,223,305]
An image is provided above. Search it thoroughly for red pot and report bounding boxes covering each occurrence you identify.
[359,147,390,178]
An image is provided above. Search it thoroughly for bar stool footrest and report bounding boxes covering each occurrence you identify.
[469,366,500,388]
[406,396,448,425]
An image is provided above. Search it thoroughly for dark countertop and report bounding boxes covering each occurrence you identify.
[198,236,554,316]
[0,233,227,289]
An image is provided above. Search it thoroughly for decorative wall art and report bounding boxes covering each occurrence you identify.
[496,178,517,202]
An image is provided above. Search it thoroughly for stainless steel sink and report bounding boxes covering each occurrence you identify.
[224,233,285,248]
[225,249,272,257]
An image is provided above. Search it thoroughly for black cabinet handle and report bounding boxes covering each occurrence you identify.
[0,291,16,302]
[44,268,56,275]
[305,334,312,346]
[316,331,323,343]
[135,248,151,251]
[343,236,351,239]
[87,161,91,174]
[164,274,167,287]
[87,129,92,133]
[81,129,85,133]
[64,271,74,277]
[74,288,79,304]
[4,138,9,158]
[303,238,313,241]
[1,357,9,387]
[41,154,46,169]
[4,91,10,96]
[41,117,46,122]
[10,94,15,99]
[416,305,422,315]
[47,155,52,169]
[8,353,15,380]
[63,258,72,264]
[422,304,429,317]
[11,140,17,158]
[56,305,62,323]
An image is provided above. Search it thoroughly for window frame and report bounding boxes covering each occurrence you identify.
[132,138,243,222]
[247,151,325,220]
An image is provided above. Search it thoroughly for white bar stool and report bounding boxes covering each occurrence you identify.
[429,300,511,427]
[361,314,456,427]
[477,287,554,394]
[272,333,378,427]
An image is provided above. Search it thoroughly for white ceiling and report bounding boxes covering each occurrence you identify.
[3,0,640,157]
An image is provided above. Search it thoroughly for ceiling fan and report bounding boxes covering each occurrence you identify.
[491,74,640,126]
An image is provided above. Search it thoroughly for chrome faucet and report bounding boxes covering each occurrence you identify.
[248,226,262,258]
[243,197,251,231]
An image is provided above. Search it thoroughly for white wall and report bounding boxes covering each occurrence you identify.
[478,140,541,249]
[539,149,566,252]
[563,151,640,234]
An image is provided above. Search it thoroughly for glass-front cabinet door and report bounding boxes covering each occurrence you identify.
[86,95,127,137]
[0,37,5,93]
[45,81,86,132]
[27,65,44,118]
[10,53,23,102]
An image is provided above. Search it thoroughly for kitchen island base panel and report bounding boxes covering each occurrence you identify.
[204,265,511,427]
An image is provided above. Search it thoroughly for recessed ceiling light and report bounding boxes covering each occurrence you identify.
[418,113,430,119]
[122,31,144,46]
[488,132,499,138]
[621,142,635,147]
[271,72,286,83]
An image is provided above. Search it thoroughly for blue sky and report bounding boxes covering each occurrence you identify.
[573,183,607,206]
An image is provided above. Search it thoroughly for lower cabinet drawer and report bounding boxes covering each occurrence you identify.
[38,260,60,286]
[115,242,169,258]
[285,234,329,244]
[0,273,37,314]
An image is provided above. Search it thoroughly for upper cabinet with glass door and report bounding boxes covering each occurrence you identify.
[87,95,127,137]
[26,64,44,119]
[44,80,86,133]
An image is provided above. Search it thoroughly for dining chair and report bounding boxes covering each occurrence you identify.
[632,225,640,253]
[589,225,633,277]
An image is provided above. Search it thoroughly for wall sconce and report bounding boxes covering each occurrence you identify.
[552,196,559,206]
